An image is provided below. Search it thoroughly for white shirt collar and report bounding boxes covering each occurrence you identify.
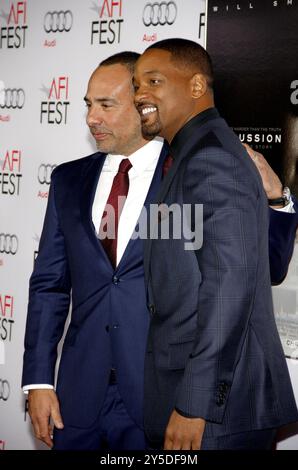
[103,137,164,176]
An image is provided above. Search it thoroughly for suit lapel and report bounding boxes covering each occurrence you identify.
[80,152,113,270]
[117,144,168,273]
[79,144,169,276]
[156,110,223,206]
[143,116,223,283]
[142,144,168,284]
[143,141,201,284]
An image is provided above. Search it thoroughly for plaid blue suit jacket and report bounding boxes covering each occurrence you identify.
[143,109,298,443]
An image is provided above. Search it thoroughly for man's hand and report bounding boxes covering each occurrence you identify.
[243,144,283,202]
[28,389,64,448]
[164,409,206,450]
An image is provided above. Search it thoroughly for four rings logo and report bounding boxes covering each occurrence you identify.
[0,234,18,255]
[0,88,25,109]
[44,10,73,33]
[0,379,10,401]
[38,164,57,185]
[143,2,177,26]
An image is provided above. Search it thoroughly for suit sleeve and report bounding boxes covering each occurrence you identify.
[175,146,261,423]
[22,169,71,387]
[269,196,298,284]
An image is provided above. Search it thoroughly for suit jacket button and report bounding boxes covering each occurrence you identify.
[218,381,229,392]
[148,304,156,315]
[112,275,119,285]
[216,397,225,406]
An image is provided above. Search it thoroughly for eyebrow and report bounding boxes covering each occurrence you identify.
[143,70,163,75]
[83,96,117,103]
[133,70,163,82]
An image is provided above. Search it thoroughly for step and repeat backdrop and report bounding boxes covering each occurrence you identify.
[0,0,297,450]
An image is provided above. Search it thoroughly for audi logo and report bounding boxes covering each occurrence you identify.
[0,234,18,255]
[44,10,73,33]
[143,2,177,26]
[38,164,57,185]
[0,88,25,109]
[0,379,10,401]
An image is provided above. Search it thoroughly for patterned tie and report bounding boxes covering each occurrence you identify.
[162,153,174,178]
[99,158,132,268]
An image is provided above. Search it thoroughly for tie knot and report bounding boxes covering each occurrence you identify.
[118,158,132,174]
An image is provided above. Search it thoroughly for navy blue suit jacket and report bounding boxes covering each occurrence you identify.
[143,109,298,443]
[22,145,168,429]
[269,197,298,284]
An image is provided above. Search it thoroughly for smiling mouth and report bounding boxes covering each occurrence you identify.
[137,104,158,118]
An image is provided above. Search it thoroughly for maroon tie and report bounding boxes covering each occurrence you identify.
[99,158,132,268]
[162,153,174,178]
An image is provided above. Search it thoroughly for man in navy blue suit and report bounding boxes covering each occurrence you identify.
[22,51,169,450]
[134,38,298,450]
[22,50,297,450]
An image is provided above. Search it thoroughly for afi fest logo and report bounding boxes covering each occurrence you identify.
[0,150,22,196]
[91,0,123,45]
[0,1,28,48]
[40,77,70,124]
[0,294,14,343]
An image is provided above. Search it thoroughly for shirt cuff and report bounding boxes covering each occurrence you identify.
[23,384,54,394]
[271,198,295,214]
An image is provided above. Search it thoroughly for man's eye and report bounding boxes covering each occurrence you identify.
[150,79,160,85]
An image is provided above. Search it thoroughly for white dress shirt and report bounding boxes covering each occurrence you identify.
[92,138,163,265]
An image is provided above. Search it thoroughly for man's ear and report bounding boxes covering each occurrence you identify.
[190,73,207,99]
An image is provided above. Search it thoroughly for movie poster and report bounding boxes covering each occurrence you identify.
[207,0,298,357]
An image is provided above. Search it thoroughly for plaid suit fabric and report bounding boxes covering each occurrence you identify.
[143,115,298,445]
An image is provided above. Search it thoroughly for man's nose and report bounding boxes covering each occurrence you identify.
[134,85,149,105]
[87,107,104,126]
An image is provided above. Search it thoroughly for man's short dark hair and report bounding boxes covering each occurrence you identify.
[99,51,140,74]
[146,38,213,88]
